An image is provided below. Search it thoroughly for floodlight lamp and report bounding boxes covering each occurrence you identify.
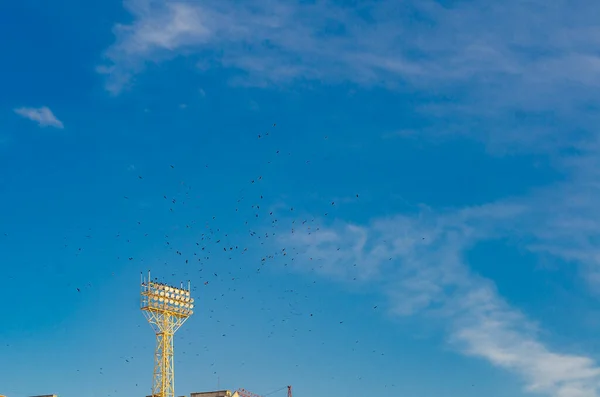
[159,298,164,302]
[189,304,194,309]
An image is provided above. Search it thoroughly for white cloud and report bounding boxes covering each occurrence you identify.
[268,128,600,396]
[101,0,600,104]
[13,106,64,129]
[99,0,600,158]
[276,205,600,397]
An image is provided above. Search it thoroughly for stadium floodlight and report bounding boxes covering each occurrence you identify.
[141,271,194,397]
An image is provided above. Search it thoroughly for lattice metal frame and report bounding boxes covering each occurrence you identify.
[141,272,194,397]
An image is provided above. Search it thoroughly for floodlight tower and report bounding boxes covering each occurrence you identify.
[141,271,194,397]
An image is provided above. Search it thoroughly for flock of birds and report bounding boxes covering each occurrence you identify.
[3,122,399,396]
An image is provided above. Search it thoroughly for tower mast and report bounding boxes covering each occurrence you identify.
[141,271,194,397]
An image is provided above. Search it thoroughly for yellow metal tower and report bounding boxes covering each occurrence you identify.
[141,271,194,397]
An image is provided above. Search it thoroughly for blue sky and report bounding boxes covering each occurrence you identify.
[2,0,600,396]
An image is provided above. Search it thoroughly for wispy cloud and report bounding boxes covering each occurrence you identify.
[101,0,600,103]
[100,0,600,155]
[276,204,600,397]
[269,128,600,395]
[13,106,64,129]
[269,140,600,395]
[100,0,436,92]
